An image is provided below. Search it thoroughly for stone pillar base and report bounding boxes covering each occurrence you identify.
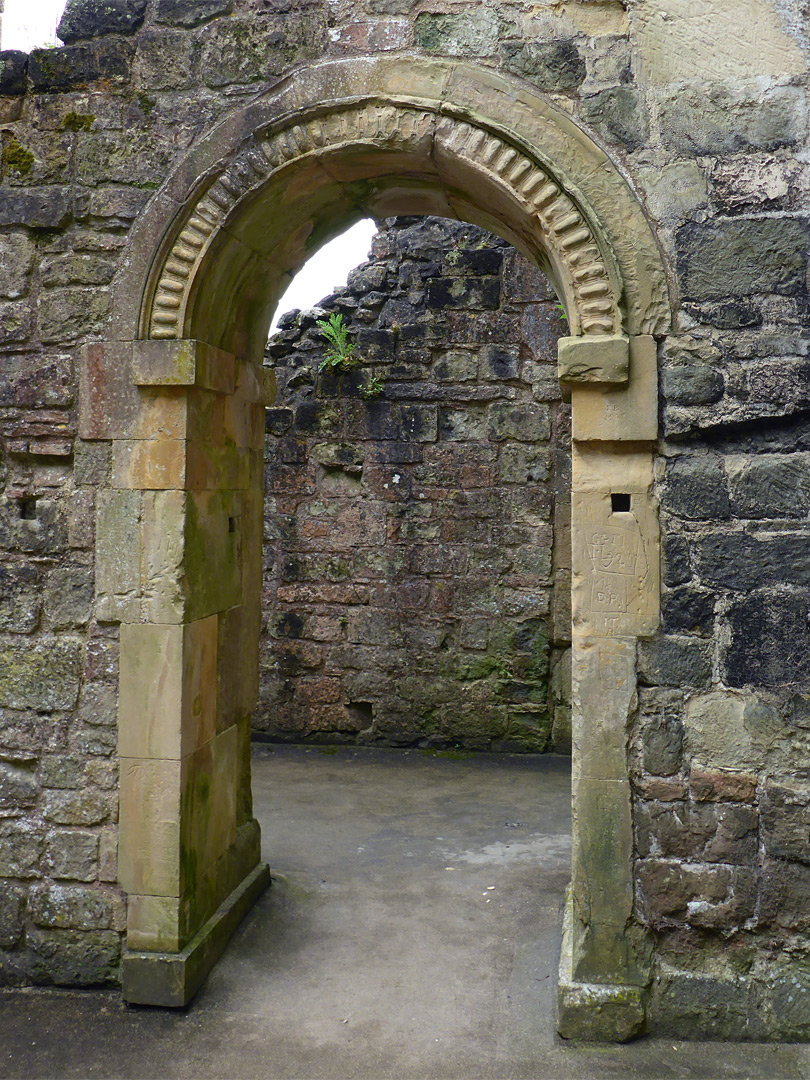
[556,889,648,1043]
[122,862,271,1007]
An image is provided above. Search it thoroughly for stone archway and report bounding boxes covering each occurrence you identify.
[81,56,669,1035]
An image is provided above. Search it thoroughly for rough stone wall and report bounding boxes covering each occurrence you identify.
[259,216,571,752]
[0,0,807,1033]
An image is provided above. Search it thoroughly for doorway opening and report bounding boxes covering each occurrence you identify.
[258,216,573,756]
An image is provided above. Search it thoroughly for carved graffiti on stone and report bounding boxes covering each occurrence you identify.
[573,493,659,638]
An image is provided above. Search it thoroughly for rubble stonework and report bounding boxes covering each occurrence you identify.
[0,0,807,1041]
[259,216,572,753]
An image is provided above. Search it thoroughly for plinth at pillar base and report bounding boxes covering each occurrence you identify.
[122,862,271,1007]
[556,889,648,1043]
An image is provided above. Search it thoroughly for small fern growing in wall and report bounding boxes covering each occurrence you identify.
[316,313,361,372]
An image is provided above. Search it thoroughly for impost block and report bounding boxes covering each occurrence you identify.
[132,339,236,395]
[558,334,630,385]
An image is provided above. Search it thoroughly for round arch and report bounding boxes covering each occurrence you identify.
[90,56,670,1038]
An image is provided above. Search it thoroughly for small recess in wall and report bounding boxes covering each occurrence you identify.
[18,497,37,520]
[611,493,631,513]
[228,517,237,533]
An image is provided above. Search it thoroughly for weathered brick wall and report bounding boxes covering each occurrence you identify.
[258,216,571,752]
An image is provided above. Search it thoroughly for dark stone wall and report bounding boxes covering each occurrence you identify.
[258,217,572,753]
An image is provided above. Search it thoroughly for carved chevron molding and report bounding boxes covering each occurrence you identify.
[147,103,620,340]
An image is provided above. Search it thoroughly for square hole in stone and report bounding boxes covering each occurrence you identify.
[611,493,631,513]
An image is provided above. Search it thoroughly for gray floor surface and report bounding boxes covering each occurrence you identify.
[1,744,809,1079]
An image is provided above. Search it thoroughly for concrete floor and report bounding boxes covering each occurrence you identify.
[2,744,810,1079]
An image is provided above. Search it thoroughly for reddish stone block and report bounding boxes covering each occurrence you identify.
[634,776,688,801]
[690,769,757,803]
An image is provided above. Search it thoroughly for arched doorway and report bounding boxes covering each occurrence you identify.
[82,56,669,1038]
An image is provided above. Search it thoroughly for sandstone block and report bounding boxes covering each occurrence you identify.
[0,885,25,949]
[676,217,809,300]
[44,831,98,881]
[499,39,585,91]
[581,87,648,150]
[0,566,41,633]
[131,340,235,394]
[27,927,121,986]
[659,83,806,156]
[118,616,218,760]
[0,232,35,299]
[558,335,629,385]
[118,756,181,896]
[570,335,657,441]
[0,822,43,878]
[0,638,82,711]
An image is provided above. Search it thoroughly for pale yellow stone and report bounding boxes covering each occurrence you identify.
[112,439,187,490]
[571,478,660,640]
[571,636,636,782]
[637,162,708,226]
[572,446,654,493]
[132,340,235,395]
[119,616,218,760]
[560,1,629,37]
[141,490,186,624]
[684,691,754,771]
[181,725,238,878]
[631,0,805,85]
[118,757,181,896]
[571,775,634,925]
[96,489,142,623]
[183,489,242,622]
[571,335,657,442]
[558,335,629,385]
[127,894,183,951]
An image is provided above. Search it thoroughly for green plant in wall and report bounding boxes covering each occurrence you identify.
[316,313,361,372]
[360,374,385,400]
